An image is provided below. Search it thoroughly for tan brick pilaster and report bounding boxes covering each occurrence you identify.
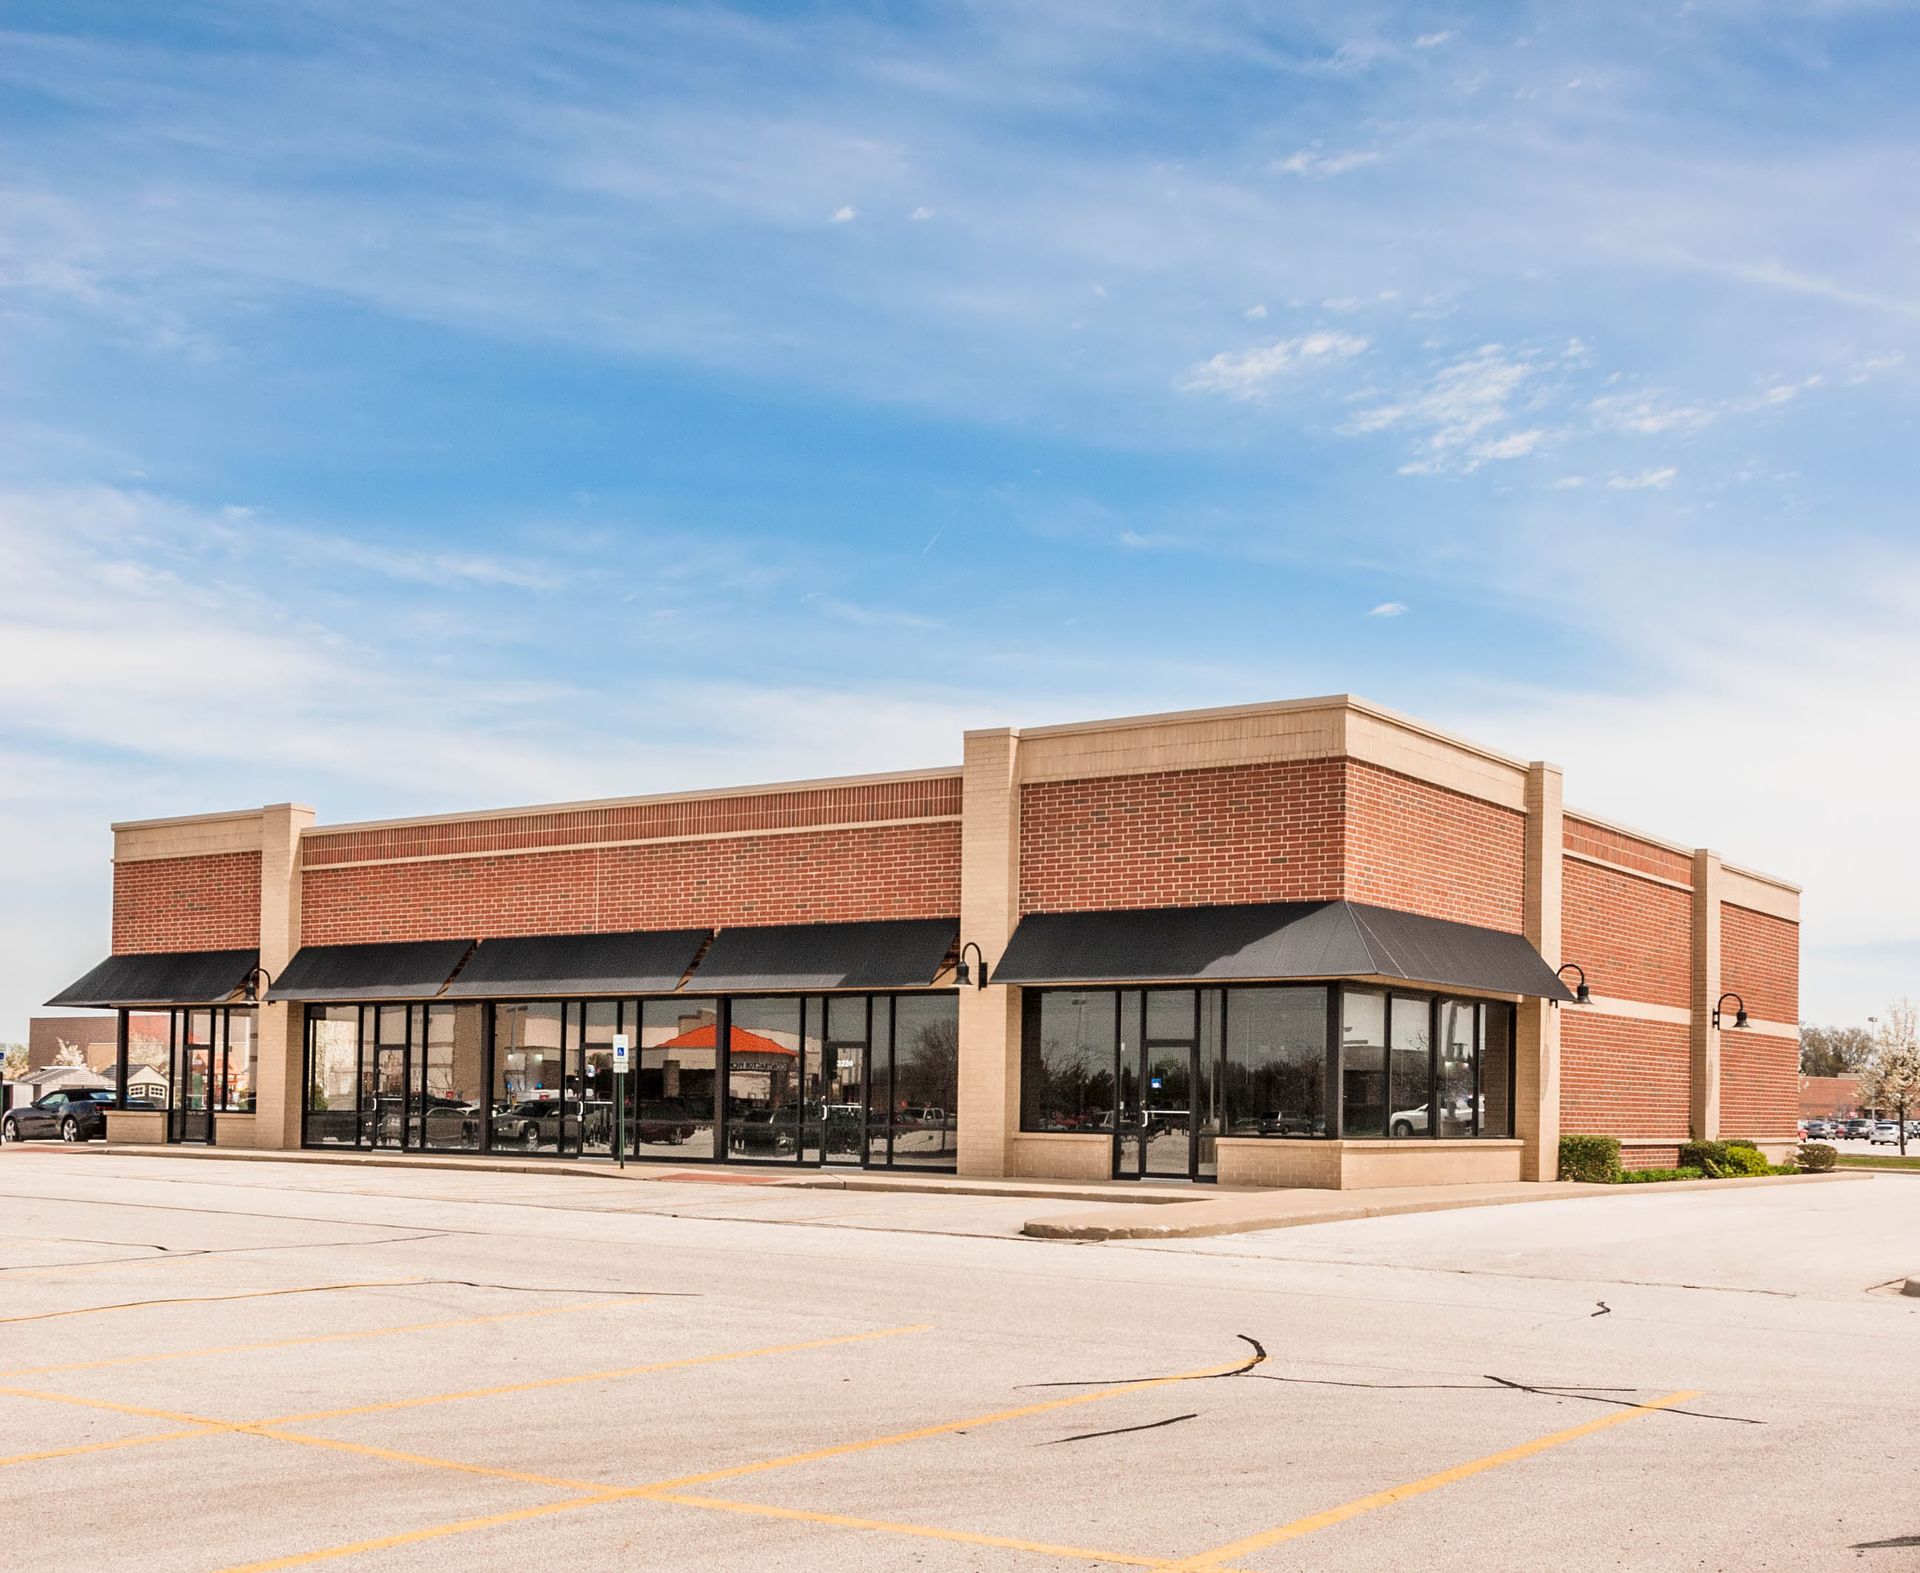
[1517,762,1563,1180]
[957,728,1021,1177]
[252,803,315,1150]
[1690,848,1723,1141]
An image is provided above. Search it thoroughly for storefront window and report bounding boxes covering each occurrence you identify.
[580,1003,618,1156]
[306,1005,361,1146]
[726,998,803,1160]
[641,997,719,1159]
[1387,994,1432,1139]
[891,994,958,1168]
[421,1004,484,1151]
[492,1003,564,1153]
[221,1010,256,1112]
[1021,990,1118,1133]
[1437,1000,1476,1138]
[1222,987,1327,1138]
[1340,990,1388,1137]
[1481,1001,1515,1138]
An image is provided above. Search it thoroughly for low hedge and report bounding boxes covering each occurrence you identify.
[1796,1143,1837,1173]
[1679,1140,1774,1178]
[1559,1134,1623,1183]
[1620,1166,1705,1184]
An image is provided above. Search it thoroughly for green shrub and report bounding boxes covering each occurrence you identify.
[1620,1166,1705,1184]
[1726,1137,1761,1153]
[1681,1140,1773,1177]
[1796,1142,1837,1173]
[1559,1134,1623,1183]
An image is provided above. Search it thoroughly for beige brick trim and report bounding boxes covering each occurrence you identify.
[1738,1020,1799,1042]
[1563,849,1693,894]
[1721,872,1801,922]
[308,768,961,838]
[1692,849,1723,1141]
[114,810,277,862]
[1584,996,1692,1027]
[301,814,961,871]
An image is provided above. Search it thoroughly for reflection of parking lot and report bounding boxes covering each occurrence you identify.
[5,1151,1918,1570]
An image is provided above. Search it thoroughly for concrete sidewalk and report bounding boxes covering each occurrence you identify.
[77,1141,1861,1240]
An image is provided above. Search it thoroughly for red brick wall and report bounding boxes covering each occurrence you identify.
[1017,760,1345,914]
[1342,762,1525,931]
[304,776,960,867]
[1561,860,1692,1009]
[1563,817,1693,884]
[301,822,961,944]
[1561,1013,1691,1140]
[1723,1033,1798,1139]
[112,852,261,953]
[1720,901,1799,1140]
[1720,903,1798,1025]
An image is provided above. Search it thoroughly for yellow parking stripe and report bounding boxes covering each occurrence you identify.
[0,1301,604,1380]
[1165,1388,1703,1568]
[220,1494,633,1573]
[256,1323,929,1427]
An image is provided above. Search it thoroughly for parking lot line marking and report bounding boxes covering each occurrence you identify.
[239,1426,604,1493]
[0,1426,223,1470]
[631,1350,1256,1495]
[1165,1387,1704,1568]
[0,1300,604,1380]
[0,1383,228,1429]
[255,1322,931,1426]
[645,1491,1180,1567]
[209,1348,1249,1571]
[217,1492,634,1573]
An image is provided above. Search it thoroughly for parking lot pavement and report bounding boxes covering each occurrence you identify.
[3,1150,1918,1571]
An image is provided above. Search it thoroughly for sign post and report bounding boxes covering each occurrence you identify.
[612,1032,630,1169]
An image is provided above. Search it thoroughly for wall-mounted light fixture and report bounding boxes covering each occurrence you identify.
[953,941,989,990]
[1556,962,1593,1005]
[1713,992,1749,1030]
[240,965,275,1006]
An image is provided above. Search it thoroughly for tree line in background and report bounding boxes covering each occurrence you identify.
[1804,1003,1919,1157]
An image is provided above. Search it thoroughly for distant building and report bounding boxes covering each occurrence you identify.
[1799,1074,1864,1119]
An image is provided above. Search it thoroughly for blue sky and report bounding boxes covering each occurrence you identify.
[3,1,1916,1036]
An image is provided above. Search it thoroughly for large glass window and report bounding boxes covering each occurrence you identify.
[221,1011,256,1112]
[492,1003,565,1153]
[580,1003,618,1156]
[890,994,958,1168]
[1340,990,1387,1137]
[726,998,804,1160]
[1387,994,1432,1139]
[1437,1000,1476,1138]
[306,1006,362,1147]
[421,1004,484,1151]
[1021,991,1118,1133]
[1481,1002,1514,1138]
[640,997,719,1159]
[1222,987,1327,1138]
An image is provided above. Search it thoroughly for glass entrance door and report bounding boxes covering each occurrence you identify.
[371,1045,407,1148]
[171,1044,213,1144]
[819,995,867,1165]
[1114,990,1204,1180]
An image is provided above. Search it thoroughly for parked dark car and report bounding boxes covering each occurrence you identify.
[633,1099,701,1145]
[728,1107,797,1155]
[490,1099,580,1151]
[3,1088,122,1143]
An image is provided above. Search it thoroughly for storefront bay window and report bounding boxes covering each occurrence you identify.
[1021,983,1517,1153]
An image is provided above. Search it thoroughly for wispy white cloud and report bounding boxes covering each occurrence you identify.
[1344,344,1550,474]
[1414,30,1454,48]
[1368,600,1407,617]
[830,204,858,223]
[1606,466,1677,490]
[1274,147,1383,179]
[1589,391,1715,436]
[1179,330,1369,398]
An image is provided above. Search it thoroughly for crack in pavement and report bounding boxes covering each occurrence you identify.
[0,1278,690,1324]
[0,1231,455,1273]
[1042,1412,1199,1445]
[1017,1333,1268,1389]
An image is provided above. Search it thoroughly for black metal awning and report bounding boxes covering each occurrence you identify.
[46,948,261,1009]
[267,939,477,1003]
[440,929,712,999]
[691,918,959,992]
[991,900,1573,1000]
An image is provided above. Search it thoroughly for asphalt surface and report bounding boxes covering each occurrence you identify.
[3,1149,1917,1571]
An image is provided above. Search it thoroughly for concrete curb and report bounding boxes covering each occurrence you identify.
[1021,1170,1869,1241]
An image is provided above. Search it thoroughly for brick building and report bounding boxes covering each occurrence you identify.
[47,696,1800,1186]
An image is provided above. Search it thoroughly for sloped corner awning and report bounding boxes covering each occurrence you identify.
[441,929,712,999]
[267,939,477,1003]
[991,900,1573,1001]
[693,918,959,991]
[46,947,261,1009]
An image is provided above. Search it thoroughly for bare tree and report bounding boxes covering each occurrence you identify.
[1799,1023,1876,1078]
[1861,1000,1920,1157]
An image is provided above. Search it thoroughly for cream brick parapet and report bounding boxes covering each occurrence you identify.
[1007,694,1530,810]
[112,806,303,863]
[1721,864,1801,923]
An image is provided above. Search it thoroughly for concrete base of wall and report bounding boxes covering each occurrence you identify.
[104,1109,166,1144]
[1218,1138,1524,1190]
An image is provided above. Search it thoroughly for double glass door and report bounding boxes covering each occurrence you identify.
[1113,990,1220,1182]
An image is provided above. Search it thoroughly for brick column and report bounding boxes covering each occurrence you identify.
[1690,848,1723,1142]
[252,803,315,1150]
[1516,762,1563,1180]
[957,727,1021,1177]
